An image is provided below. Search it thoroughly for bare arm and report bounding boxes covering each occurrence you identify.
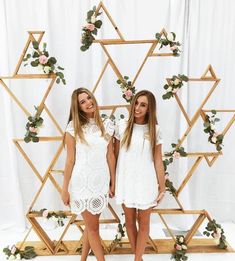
[154,144,166,203]
[106,138,116,197]
[61,132,75,206]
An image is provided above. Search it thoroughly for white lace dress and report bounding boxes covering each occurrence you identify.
[65,119,114,215]
[115,120,163,210]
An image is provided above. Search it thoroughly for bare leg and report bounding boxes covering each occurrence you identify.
[134,208,152,261]
[81,210,105,261]
[122,204,137,253]
[80,228,90,261]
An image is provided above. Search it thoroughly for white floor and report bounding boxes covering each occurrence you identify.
[1,222,235,261]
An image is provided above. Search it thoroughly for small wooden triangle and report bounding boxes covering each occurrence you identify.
[204,155,219,167]
[150,28,175,57]
[201,64,217,80]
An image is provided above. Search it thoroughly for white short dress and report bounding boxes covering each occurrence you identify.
[65,119,114,215]
[115,120,163,210]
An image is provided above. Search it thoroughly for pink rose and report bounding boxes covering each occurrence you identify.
[165,174,170,180]
[125,90,133,97]
[212,232,220,239]
[170,45,178,51]
[39,55,48,65]
[173,151,180,159]
[175,244,182,250]
[172,88,179,94]
[29,127,38,133]
[42,209,49,218]
[11,245,17,255]
[86,23,95,31]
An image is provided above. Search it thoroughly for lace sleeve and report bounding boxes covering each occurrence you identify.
[156,125,163,145]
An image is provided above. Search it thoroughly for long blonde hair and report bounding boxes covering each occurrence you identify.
[121,90,158,159]
[66,87,104,143]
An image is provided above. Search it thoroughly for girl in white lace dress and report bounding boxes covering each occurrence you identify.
[114,90,166,261]
[61,88,115,261]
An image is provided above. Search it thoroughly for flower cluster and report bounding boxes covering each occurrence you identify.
[24,106,43,143]
[109,222,126,251]
[162,74,189,100]
[203,219,227,249]
[155,32,181,56]
[117,76,136,103]
[3,245,36,260]
[203,110,224,151]
[172,235,188,261]
[101,113,125,123]
[115,223,126,242]
[163,143,187,196]
[80,6,102,51]
[32,208,67,227]
[23,41,66,85]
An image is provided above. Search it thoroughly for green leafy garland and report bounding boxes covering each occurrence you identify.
[117,76,136,103]
[163,143,187,196]
[3,245,37,260]
[155,31,181,56]
[162,74,188,100]
[24,106,43,143]
[109,222,126,251]
[81,6,102,51]
[203,219,227,249]
[203,110,224,151]
[23,41,66,85]
[31,208,67,227]
[172,235,188,261]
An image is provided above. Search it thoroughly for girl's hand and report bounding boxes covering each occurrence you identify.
[109,183,115,198]
[156,190,165,204]
[61,189,70,206]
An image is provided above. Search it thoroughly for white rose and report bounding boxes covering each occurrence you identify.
[38,64,44,72]
[91,15,96,24]
[166,86,173,93]
[50,216,58,222]
[181,244,187,250]
[16,254,21,260]
[210,124,215,130]
[179,236,184,243]
[42,209,49,218]
[173,78,181,85]
[117,232,122,240]
[216,228,222,234]
[172,88,179,94]
[43,66,51,74]
[123,226,126,232]
[167,32,174,42]
[9,255,16,260]
[211,136,217,143]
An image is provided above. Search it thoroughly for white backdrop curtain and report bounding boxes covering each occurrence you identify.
[0,0,235,232]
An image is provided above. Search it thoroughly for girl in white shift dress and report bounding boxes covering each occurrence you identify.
[61,88,115,261]
[114,90,166,261]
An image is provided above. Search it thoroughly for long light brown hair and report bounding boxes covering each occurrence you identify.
[121,90,158,159]
[66,88,105,143]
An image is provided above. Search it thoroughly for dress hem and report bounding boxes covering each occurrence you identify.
[116,200,158,210]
